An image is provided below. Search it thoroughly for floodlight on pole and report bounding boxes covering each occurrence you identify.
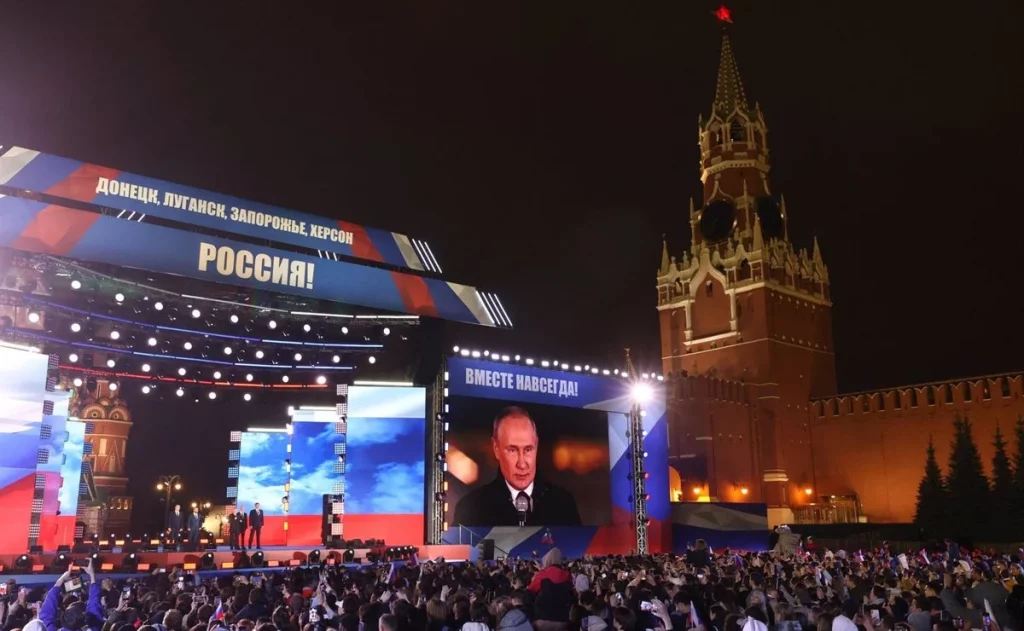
[631,383,653,404]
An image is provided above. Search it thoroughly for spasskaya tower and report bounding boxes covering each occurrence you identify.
[656,12,837,524]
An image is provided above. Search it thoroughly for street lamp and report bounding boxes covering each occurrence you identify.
[156,475,183,531]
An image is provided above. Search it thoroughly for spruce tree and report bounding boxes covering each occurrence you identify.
[914,436,946,536]
[1011,417,1024,533]
[990,424,1013,539]
[945,416,990,538]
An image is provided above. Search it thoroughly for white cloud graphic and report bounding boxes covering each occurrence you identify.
[345,417,420,447]
[346,461,424,514]
[288,460,338,514]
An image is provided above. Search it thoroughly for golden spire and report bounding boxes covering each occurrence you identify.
[712,31,749,116]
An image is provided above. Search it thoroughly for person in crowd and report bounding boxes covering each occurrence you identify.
[39,559,102,631]
[187,506,202,547]
[452,407,581,527]
[529,549,574,630]
[166,504,184,542]
[248,503,265,551]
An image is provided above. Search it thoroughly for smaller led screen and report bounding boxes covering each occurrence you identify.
[237,431,290,515]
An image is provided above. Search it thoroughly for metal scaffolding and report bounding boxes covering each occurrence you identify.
[625,349,648,555]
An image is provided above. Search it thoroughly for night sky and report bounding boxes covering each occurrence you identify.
[3,3,1021,519]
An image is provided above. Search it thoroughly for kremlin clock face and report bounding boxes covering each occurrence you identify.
[755,196,785,239]
[700,199,736,242]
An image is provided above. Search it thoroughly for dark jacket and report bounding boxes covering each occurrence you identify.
[230,512,248,533]
[249,509,264,530]
[235,603,270,623]
[39,582,104,631]
[453,475,581,526]
[528,565,574,622]
[187,513,202,534]
[167,510,185,532]
[966,581,1010,630]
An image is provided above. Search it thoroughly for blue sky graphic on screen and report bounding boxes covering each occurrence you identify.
[237,431,290,515]
[58,422,85,515]
[0,347,49,489]
[289,422,338,515]
[345,386,425,514]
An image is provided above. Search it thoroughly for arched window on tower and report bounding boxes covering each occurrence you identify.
[705,280,714,297]
[730,118,746,142]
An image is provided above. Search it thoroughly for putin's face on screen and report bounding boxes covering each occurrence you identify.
[492,413,538,491]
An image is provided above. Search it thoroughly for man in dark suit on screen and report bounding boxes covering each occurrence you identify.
[453,406,581,527]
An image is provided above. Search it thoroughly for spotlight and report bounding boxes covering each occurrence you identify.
[115,293,125,302]
[106,359,116,368]
[308,550,321,565]
[213,371,222,380]
[53,553,71,569]
[109,382,119,392]
[303,324,311,332]
[142,363,151,373]
[200,552,216,570]
[383,327,390,336]
[191,309,201,318]
[73,378,83,387]
[631,383,653,404]
[268,320,277,330]
[122,552,139,571]
[146,337,157,346]
[245,373,253,382]
[154,301,164,311]
[178,367,187,376]
[176,388,184,397]
[282,375,290,383]
[740,486,749,496]
[142,385,151,394]
[332,355,340,363]
[368,356,376,364]
[230,314,239,324]
[110,330,121,340]
[294,353,302,362]
[341,326,349,334]
[28,311,40,324]
[243,393,252,402]
[316,375,327,385]
[14,554,31,570]
[183,342,193,350]
[208,392,217,400]
[255,350,264,359]
[69,353,79,363]
[251,550,265,567]
[223,346,232,355]
[71,279,82,290]
[70,322,81,333]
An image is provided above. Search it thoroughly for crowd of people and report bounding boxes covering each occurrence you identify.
[0,540,1021,631]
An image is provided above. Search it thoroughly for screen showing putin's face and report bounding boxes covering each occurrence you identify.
[491,412,538,491]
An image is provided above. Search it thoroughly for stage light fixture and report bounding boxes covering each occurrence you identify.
[243,393,252,401]
[255,350,265,359]
[71,279,82,290]
[294,353,302,361]
[230,314,239,323]
[281,375,289,383]
[142,385,151,394]
[251,550,265,567]
[106,359,116,368]
[27,311,40,323]
[109,330,120,340]
[69,353,79,363]
[308,549,321,564]
[176,387,185,397]
[191,309,201,318]
[631,383,653,404]
[208,391,216,400]
[178,367,187,376]
[332,355,340,363]
[183,342,193,350]
[368,356,376,364]
[14,554,31,570]
[52,552,71,570]
[341,326,349,334]
[213,371,222,379]
[383,327,391,336]
[268,320,277,329]
[316,375,327,385]
[73,378,83,387]
[70,322,82,332]
[303,323,311,332]
[154,301,164,310]
[115,293,125,302]
[142,363,151,373]
[200,552,216,570]
[245,373,253,381]
[147,337,157,346]
[223,346,232,355]
[109,383,118,392]
[122,552,139,571]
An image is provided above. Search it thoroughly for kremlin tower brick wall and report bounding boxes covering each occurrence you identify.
[657,27,1024,526]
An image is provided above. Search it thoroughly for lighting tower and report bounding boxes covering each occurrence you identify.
[626,349,652,555]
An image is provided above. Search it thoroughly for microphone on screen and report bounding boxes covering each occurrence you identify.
[514,492,531,527]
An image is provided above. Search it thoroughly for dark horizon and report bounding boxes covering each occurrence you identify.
[2,3,1020,517]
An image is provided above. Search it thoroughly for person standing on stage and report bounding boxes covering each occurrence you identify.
[248,502,264,550]
[166,503,185,544]
[231,504,248,550]
[187,505,202,547]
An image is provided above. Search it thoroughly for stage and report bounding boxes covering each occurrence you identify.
[0,544,471,578]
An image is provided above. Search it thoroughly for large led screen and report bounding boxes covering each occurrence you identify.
[58,421,86,517]
[446,396,610,526]
[289,411,342,516]
[237,431,290,516]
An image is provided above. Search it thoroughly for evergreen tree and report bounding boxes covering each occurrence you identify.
[1011,417,1024,532]
[945,416,990,538]
[990,424,1013,538]
[914,436,946,536]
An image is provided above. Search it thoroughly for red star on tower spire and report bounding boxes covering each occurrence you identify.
[713,4,733,23]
